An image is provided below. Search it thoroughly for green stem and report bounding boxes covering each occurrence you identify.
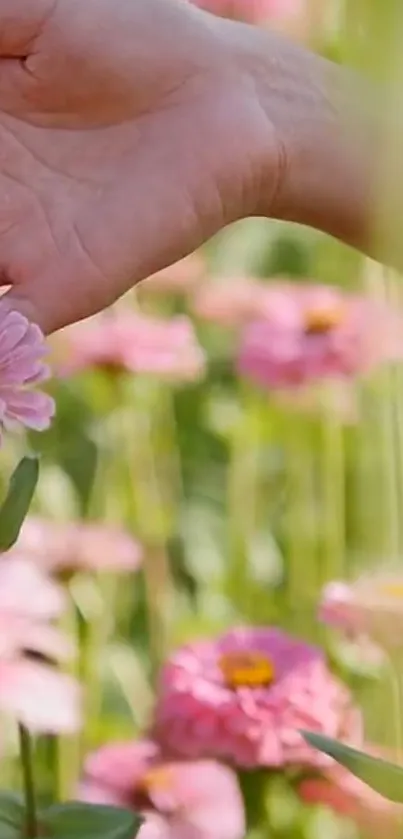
[18,724,37,839]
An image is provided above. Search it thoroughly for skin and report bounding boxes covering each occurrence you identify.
[0,0,384,333]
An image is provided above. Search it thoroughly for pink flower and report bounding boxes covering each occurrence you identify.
[191,0,302,24]
[237,283,403,390]
[320,574,403,650]
[192,278,268,327]
[0,557,81,733]
[8,516,142,577]
[0,306,54,438]
[153,628,362,769]
[142,255,206,296]
[299,746,403,838]
[59,313,205,382]
[79,739,245,839]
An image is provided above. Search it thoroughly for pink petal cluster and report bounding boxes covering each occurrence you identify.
[320,574,403,650]
[60,313,205,382]
[0,306,54,438]
[191,0,302,24]
[299,746,403,838]
[153,627,362,769]
[9,516,142,577]
[237,283,403,390]
[79,739,245,839]
[192,278,268,327]
[0,558,80,733]
[142,255,206,296]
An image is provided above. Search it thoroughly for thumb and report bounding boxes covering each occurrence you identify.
[0,0,54,55]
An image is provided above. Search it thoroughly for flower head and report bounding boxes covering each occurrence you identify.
[153,627,362,769]
[0,306,54,439]
[142,255,206,296]
[299,746,403,838]
[0,558,80,733]
[9,516,142,577]
[60,313,205,382]
[79,739,245,839]
[192,278,268,327]
[237,283,403,391]
[320,573,403,650]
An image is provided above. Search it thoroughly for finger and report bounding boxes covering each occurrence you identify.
[0,0,54,56]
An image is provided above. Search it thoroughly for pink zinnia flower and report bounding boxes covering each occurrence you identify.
[320,574,403,650]
[237,283,403,390]
[0,558,81,732]
[153,627,362,769]
[79,739,245,839]
[299,746,403,838]
[142,255,206,296]
[59,313,205,382]
[191,0,302,24]
[192,278,268,327]
[9,516,142,577]
[0,307,54,438]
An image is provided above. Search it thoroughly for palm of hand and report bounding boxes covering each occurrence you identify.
[0,0,277,332]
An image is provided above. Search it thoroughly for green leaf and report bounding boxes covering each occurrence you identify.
[301,731,403,802]
[0,791,25,839]
[44,802,143,839]
[0,457,39,551]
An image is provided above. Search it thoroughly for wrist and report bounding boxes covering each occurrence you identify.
[225,20,379,251]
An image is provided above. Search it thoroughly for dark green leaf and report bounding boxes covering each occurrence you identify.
[0,791,25,839]
[44,801,143,839]
[0,457,39,551]
[301,731,403,802]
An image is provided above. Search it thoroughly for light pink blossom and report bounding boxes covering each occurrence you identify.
[9,516,142,577]
[0,557,80,733]
[79,739,245,839]
[0,306,54,438]
[299,746,403,838]
[142,255,206,296]
[191,0,302,24]
[153,627,362,769]
[237,283,403,390]
[192,278,268,327]
[60,313,205,382]
[320,574,403,650]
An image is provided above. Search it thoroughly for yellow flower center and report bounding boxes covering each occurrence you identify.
[304,305,344,335]
[219,651,275,688]
[140,767,173,793]
[378,582,403,598]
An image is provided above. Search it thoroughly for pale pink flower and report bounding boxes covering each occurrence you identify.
[60,313,205,382]
[79,739,245,839]
[0,557,81,733]
[191,0,302,24]
[153,627,362,769]
[0,306,54,438]
[237,283,403,390]
[192,278,268,327]
[320,574,403,650]
[9,516,142,577]
[299,746,403,838]
[142,255,206,296]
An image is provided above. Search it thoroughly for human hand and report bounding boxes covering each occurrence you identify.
[0,0,287,333]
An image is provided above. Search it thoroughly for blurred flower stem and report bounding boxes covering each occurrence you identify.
[19,724,38,838]
[319,394,346,584]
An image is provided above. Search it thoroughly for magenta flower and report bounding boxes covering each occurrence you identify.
[9,516,142,577]
[320,574,403,650]
[60,313,205,382]
[79,739,245,839]
[192,278,268,327]
[153,628,362,769]
[142,255,206,296]
[299,746,403,838]
[191,0,302,24]
[0,307,54,438]
[0,558,81,732]
[237,283,403,390]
